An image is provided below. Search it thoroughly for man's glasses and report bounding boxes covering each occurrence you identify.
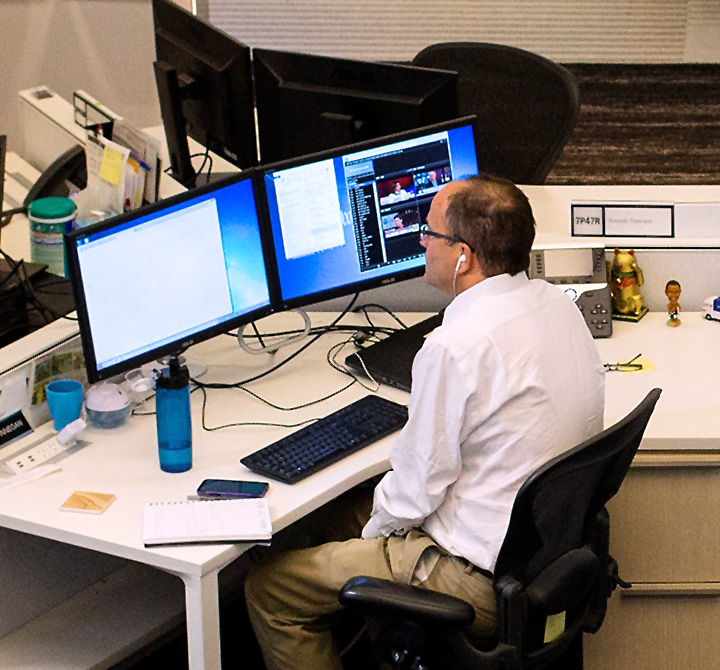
[604,353,643,372]
[419,223,474,252]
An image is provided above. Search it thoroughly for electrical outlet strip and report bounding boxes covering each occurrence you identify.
[1,436,71,475]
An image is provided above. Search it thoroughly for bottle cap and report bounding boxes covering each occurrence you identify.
[28,197,77,221]
[156,358,190,390]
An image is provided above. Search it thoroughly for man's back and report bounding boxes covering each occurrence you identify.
[373,272,605,571]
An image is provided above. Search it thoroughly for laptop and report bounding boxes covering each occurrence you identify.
[344,313,443,392]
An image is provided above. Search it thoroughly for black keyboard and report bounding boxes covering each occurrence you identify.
[240,395,408,484]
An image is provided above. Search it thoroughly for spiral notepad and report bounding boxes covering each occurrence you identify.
[142,498,272,547]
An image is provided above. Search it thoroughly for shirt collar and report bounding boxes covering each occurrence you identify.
[443,272,529,324]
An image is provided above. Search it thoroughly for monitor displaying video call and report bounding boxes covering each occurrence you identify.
[261,117,480,309]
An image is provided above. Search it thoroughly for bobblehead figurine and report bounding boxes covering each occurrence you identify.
[666,279,682,327]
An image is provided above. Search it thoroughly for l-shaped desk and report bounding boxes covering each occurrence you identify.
[4,130,720,666]
[1,306,718,669]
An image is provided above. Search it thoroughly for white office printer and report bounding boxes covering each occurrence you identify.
[529,242,612,338]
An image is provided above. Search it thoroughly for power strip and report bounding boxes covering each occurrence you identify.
[1,436,71,475]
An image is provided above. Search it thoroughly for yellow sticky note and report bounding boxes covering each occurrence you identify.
[99,146,124,186]
[632,357,655,372]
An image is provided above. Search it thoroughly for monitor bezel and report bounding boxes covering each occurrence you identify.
[65,170,276,383]
[258,115,480,311]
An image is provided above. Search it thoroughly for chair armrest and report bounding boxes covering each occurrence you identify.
[339,576,475,628]
[524,547,599,614]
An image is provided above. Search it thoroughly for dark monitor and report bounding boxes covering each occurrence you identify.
[152,0,257,188]
[65,172,273,383]
[253,48,458,165]
[261,116,480,310]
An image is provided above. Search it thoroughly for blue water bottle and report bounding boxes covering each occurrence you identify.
[155,357,192,473]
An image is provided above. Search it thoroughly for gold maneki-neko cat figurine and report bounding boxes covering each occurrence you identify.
[608,248,649,321]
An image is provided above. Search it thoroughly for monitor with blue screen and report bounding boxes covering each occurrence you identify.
[261,116,480,310]
[66,172,273,383]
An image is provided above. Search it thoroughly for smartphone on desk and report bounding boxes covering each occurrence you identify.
[196,479,269,499]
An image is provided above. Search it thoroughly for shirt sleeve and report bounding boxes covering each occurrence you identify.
[362,339,467,539]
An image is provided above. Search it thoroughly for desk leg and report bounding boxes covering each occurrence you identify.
[182,569,222,670]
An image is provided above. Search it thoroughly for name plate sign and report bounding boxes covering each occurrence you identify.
[572,203,674,238]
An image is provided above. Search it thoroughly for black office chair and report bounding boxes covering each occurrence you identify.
[412,42,580,184]
[339,388,662,670]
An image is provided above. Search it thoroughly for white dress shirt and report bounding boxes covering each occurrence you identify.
[362,272,605,572]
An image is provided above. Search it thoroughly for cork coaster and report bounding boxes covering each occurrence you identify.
[60,491,116,514]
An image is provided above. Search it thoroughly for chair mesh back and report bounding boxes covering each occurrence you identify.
[413,42,580,184]
[496,388,661,584]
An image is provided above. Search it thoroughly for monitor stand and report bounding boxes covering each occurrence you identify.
[237,309,312,355]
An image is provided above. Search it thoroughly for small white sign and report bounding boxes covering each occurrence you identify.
[572,206,603,236]
[605,206,673,237]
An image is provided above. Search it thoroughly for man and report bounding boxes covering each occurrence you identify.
[245,174,605,670]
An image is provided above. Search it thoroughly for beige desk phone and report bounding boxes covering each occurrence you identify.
[529,245,612,338]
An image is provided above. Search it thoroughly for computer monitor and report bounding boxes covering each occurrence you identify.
[65,172,273,383]
[152,0,257,188]
[253,48,459,165]
[261,116,480,310]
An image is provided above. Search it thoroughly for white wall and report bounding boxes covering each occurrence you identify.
[0,0,162,155]
[2,0,719,157]
[201,0,720,63]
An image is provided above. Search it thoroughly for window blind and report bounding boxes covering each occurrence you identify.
[195,0,718,63]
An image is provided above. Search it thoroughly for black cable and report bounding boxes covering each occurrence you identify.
[192,150,213,183]
[354,303,409,330]
[0,257,24,291]
[249,320,267,349]
[197,386,320,432]
[0,249,78,327]
[197,375,359,432]
[236,377,357,412]
[0,249,77,323]
[193,293,360,389]
[229,323,396,341]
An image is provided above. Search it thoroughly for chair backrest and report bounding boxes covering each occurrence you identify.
[412,42,579,184]
[496,387,662,588]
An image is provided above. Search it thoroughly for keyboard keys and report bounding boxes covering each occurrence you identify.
[240,395,408,484]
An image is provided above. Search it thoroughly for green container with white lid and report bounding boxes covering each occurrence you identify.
[28,196,77,277]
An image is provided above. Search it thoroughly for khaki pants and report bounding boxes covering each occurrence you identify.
[244,487,497,670]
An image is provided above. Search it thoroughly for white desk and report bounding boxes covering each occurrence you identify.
[596,312,720,450]
[1,309,718,668]
[0,311,408,669]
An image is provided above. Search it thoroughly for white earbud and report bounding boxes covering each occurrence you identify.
[455,254,467,272]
